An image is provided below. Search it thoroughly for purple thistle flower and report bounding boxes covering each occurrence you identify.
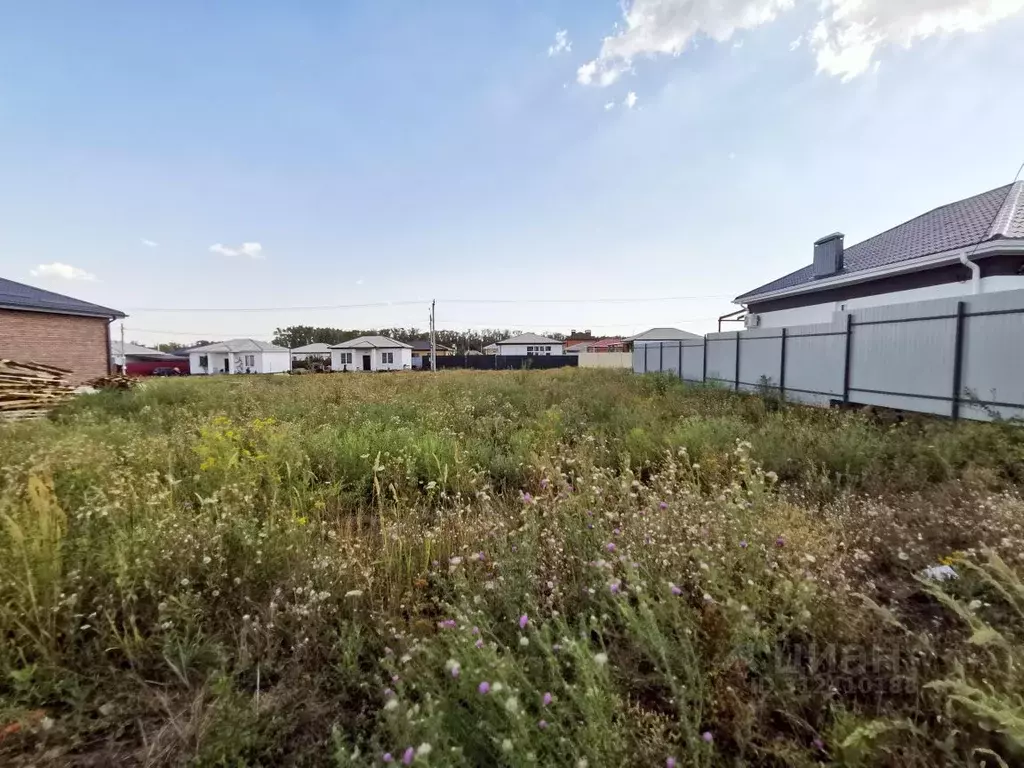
[478,681,490,694]
[812,737,825,751]
[475,638,484,649]
[451,665,461,678]
[610,581,621,595]
[613,527,621,536]
[392,675,400,682]
[586,510,593,517]
[471,626,480,635]
[702,731,714,743]
[740,540,748,549]
[775,536,785,547]
[670,584,682,596]
[437,618,456,629]
[383,753,393,763]
[659,501,668,510]
[552,643,561,653]
[519,614,529,629]
[477,552,486,561]
[402,746,415,765]
[666,758,677,768]
[522,492,532,503]
[587,523,594,529]
[542,692,552,706]
[540,478,549,489]
[606,542,616,553]
[384,687,394,697]
[538,719,548,729]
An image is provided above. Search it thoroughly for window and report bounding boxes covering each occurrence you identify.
[198,355,208,368]
[244,354,255,367]
[382,351,394,364]
[340,352,352,365]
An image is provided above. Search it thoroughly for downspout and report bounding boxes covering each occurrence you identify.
[959,251,981,294]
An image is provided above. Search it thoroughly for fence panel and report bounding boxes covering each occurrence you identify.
[780,322,846,405]
[632,346,645,374]
[705,333,738,388]
[577,352,633,369]
[737,329,782,393]
[961,291,1024,421]
[681,342,705,382]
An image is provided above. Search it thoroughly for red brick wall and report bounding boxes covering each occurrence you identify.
[0,309,111,384]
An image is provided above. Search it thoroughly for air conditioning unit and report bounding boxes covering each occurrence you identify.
[745,313,761,328]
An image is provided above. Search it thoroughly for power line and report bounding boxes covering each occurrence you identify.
[121,294,732,313]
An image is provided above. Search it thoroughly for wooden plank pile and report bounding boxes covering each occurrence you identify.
[88,373,136,391]
[0,360,75,420]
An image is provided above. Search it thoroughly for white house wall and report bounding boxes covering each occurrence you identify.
[752,275,1024,329]
[496,343,565,356]
[331,347,412,371]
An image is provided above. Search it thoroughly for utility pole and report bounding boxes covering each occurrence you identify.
[119,322,125,374]
[430,300,437,372]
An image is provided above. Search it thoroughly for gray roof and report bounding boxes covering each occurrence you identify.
[409,339,453,351]
[111,341,178,358]
[290,343,332,354]
[1,276,124,319]
[496,333,563,345]
[188,339,290,354]
[329,335,412,349]
[737,182,1024,303]
[626,327,703,342]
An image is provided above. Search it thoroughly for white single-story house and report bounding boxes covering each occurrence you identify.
[290,342,332,362]
[495,333,564,356]
[734,182,1024,328]
[625,328,703,348]
[188,339,291,375]
[329,336,412,372]
[482,343,498,355]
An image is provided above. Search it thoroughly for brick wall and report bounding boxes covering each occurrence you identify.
[0,309,111,384]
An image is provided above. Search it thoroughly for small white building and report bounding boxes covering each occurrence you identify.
[329,336,412,372]
[495,333,564,356]
[188,339,292,375]
[290,342,332,362]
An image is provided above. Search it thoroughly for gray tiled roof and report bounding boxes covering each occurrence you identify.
[0,277,124,318]
[736,182,1024,302]
[188,339,290,354]
[329,335,412,349]
[496,333,563,345]
[625,327,703,342]
[111,341,178,358]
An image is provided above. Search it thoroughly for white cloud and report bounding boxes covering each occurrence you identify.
[811,0,1024,81]
[732,39,745,48]
[30,262,97,281]
[604,101,616,110]
[548,29,572,56]
[624,91,639,109]
[576,0,1024,84]
[210,242,264,259]
[141,239,158,248]
[356,278,365,286]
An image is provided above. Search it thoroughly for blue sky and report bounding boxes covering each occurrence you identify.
[2,1,1023,343]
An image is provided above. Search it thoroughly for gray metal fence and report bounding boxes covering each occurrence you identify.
[633,289,1024,421]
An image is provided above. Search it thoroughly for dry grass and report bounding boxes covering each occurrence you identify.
[1,369,1023,766]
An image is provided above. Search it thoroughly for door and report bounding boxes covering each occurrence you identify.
[362,354,371,371]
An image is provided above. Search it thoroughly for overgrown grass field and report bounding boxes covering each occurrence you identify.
[2,369,1024,766]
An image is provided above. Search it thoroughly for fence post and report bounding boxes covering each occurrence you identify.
[951,300,966,420]
[734,332,740,392]
[702,339,707,383]
[643,343,647,374]
[659,341,664,373]
[778,328,787,401]
[842,313,853,404]
[678,341,683,381]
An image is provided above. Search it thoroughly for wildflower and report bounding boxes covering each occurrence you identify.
[775,537,785,547]
[502,739,513,753]
[475,638,484,649]
[202,556,211,565]
[445,659,461,677]
[739,540,748,549]
[402,747,415,765]
[504,697,520,714]
[538,719,548,729]
[471,626,480,635]
[703,593,713,603]
[702,731,713,743]
[449,556,463,566]
[577,760,589,768]
[594,652,608,666]
[519,614,529,629]
[383,753,393,763]
[478,681,491,694]
[437,619,457,629]
[416,743,432,758]
[812,737,825,750]
[606,542,616,553]
[542,692,552,706]
[345,589,363,598]
[522,492,533,503]
[666,759,677,768]
[540,478,549,489]
[613,528,621,536]
[659,501,668,510]
[669,583,682,596]
[609,581,621,595]
[384,698,399,711]
[520,636,530,647]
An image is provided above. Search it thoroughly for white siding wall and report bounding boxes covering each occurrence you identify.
[190,352,232,375]
[496,343,564,356]
[258,351,291,374]
[577,352,632,368]
[752,276,1024,329]
[331,347,412,371]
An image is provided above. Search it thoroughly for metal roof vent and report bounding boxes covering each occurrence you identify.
[813,232,844,278]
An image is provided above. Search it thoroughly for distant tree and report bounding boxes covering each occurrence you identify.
[156,342,187,353]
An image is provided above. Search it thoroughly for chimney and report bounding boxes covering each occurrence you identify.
[813,232,844,277]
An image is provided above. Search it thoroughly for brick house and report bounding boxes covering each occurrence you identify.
[0,277,125,384]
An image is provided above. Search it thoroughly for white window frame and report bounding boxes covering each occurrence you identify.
[244,354,255,367]
[382,351,394,364]
[340,352,352,365]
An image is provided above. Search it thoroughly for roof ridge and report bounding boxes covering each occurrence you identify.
[989,180,1024,239]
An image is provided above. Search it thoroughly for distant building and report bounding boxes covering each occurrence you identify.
[494,333,565,356]
[329,336,412,372]
[409,339,453,369]
[290,343,332,363]
[188,339,291,375]
[111,341,188,376]
[624,328,703,349]
[1,276,124,384]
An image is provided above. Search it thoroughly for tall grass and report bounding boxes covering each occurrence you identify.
[1,369,1023,766]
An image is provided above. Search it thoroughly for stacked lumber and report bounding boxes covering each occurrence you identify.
[88,373,136,391]
[0,360,75,420]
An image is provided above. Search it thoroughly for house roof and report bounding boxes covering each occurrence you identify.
[0,276,124,319]
[589,337,625,349]
[188,339,290,354]
[626,327,703,342]
[290,343,332,354]
[496,333,563,345]
[408,339,453,351]
[329,335,412,349]
[736,182,1024,303]
[111,341,178,358]
[565,341,590,353]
